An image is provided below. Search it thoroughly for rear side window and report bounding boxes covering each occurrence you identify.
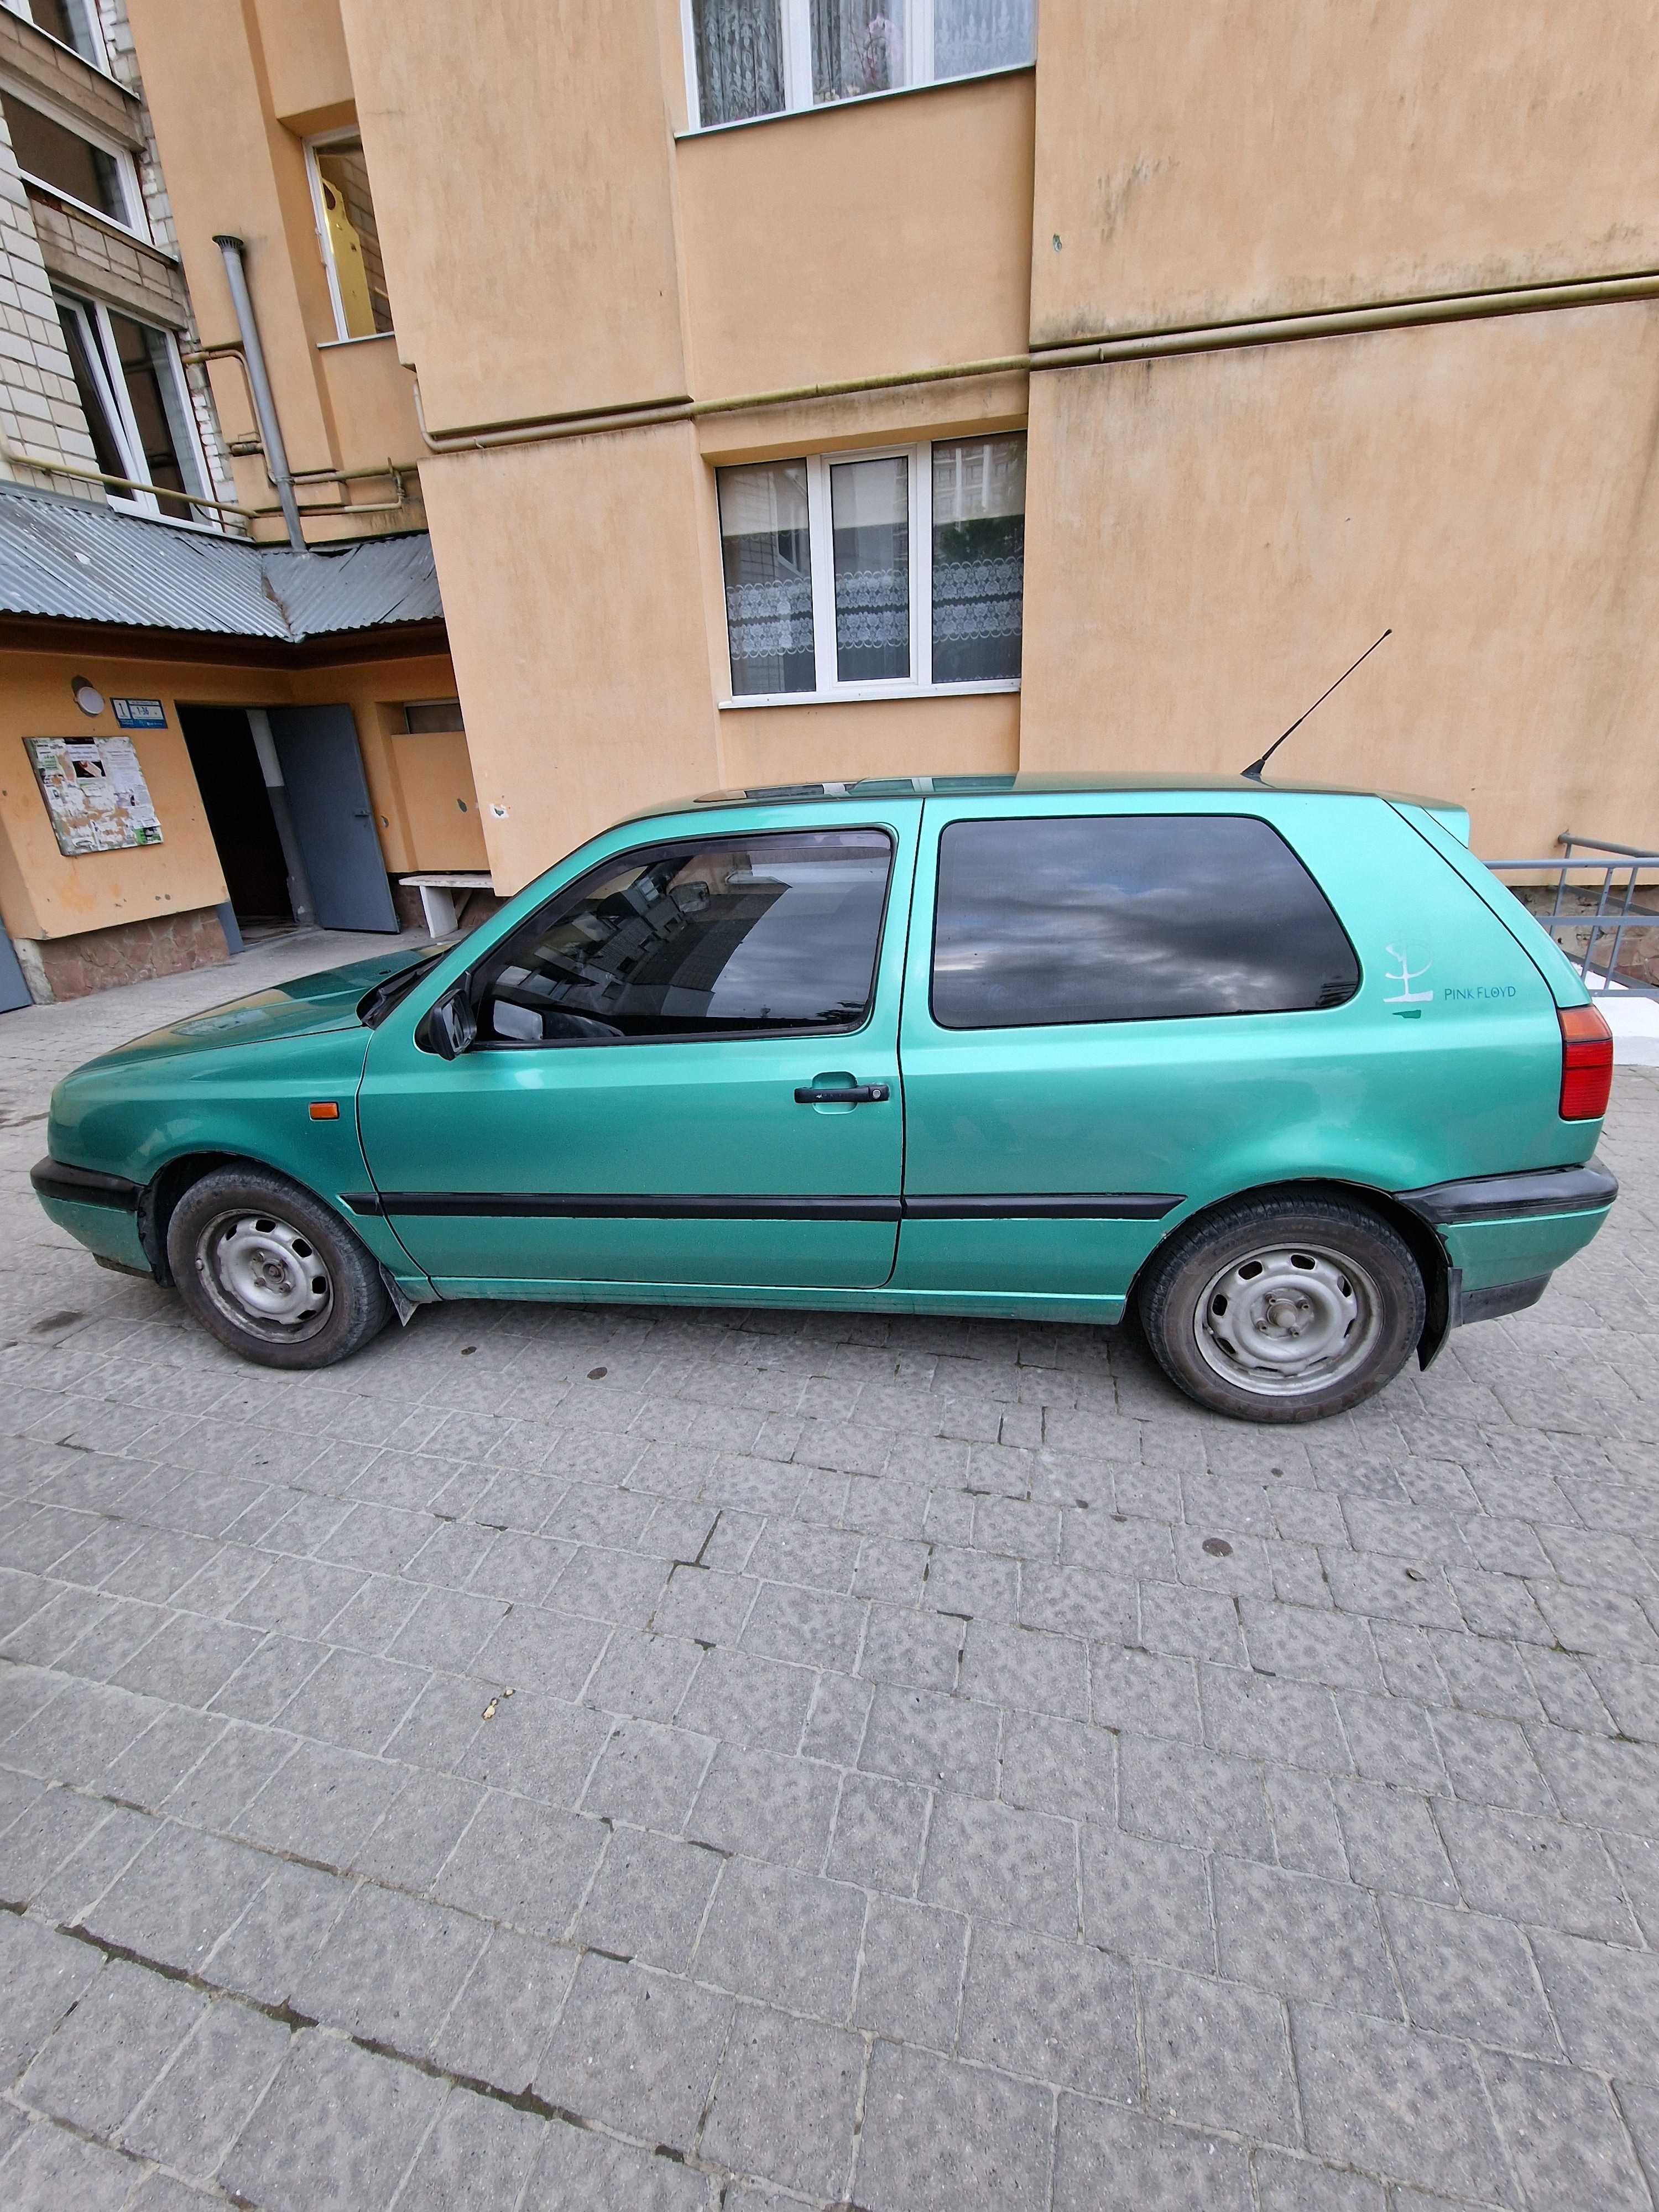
[476,828,893,1043]
[931,814,1360,1029]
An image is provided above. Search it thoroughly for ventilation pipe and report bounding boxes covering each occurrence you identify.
[212,234,304,549]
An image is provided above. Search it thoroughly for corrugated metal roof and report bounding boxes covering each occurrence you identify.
[0,482,442,640]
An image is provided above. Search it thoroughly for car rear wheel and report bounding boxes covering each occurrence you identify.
[166,1165,392,1369]
[1137,1194,1426,1422]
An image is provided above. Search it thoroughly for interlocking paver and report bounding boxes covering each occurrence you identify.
[3,954,1657,2203]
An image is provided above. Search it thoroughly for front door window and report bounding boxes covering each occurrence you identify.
[473,830,894,1045]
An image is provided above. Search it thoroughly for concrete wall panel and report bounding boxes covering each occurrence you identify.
[678,72,1034,399]
[1018,303,1659,855]
[1031,0,1659,345]
[415,422,723,894]
[337,0,688,433]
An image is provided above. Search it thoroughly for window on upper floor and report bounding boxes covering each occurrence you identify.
[1,87,142,229]
[716,431,1025,702]
[55,290,215,523]
[2,0,107,70]
[306,129,394,340]
[686,0,1035,129]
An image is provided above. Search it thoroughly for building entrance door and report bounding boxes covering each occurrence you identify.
[265,706,398,933]
[0,929,30,1012]
[180,707,293,935]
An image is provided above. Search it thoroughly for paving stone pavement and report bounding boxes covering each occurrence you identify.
[2,937,1659,2209]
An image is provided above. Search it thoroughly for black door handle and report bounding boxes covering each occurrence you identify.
[795,1083,890,1105]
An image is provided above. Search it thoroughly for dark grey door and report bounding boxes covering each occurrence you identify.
[0,930,30,1013]
[266,705,398,933]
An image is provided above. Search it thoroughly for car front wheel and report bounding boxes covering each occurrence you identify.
[165,1164,393,1370]
[1136,1194,1426,1422]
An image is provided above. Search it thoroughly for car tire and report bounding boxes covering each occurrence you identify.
[165,1164,393,1370]
[1136,1193,1426,1423]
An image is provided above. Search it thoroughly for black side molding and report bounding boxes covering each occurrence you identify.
[30,1157,140,1212]
[1397,1159,1618,1227]
[341,1189,1185,1225]
[902,1193,1183,1222]
[342,1192,904,1223]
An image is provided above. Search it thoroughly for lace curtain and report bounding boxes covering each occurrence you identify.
[693,0,787,126]
[933,0,1035,79]
[719,462,817,695]
[931,434,1025,682]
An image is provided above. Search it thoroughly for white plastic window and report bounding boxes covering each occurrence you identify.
[305,129,394,341]
[55,291,215,524]
[684,0,1035,129]
[716,432,1025,703]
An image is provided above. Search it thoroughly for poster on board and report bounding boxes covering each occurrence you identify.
[24,736,164,855]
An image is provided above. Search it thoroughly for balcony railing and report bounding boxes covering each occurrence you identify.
[1486,834,1659,1000]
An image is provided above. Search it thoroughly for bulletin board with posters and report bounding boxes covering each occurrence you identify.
[24,736,164,855]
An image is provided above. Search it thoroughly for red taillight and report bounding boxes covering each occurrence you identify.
[1558,1003,1613,1120]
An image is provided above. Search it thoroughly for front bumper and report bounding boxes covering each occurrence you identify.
[31,1157,150,1275]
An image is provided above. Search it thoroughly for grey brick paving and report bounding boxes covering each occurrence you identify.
[1,946,1657,2205]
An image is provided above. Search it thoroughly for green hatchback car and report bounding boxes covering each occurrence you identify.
[33,774,1618,1422]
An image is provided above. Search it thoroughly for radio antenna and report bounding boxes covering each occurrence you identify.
[1240,629,1391,782]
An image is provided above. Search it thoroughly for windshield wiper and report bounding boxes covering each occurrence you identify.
[358,955,441,1027]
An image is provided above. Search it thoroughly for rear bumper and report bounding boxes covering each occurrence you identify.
[1397,1159,1618,1226]
[1398,1158,1616,1352]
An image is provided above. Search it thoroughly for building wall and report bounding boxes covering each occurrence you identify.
[0,89,101,491]
[1029,0,1659,346]
[1019,304,1659,858]
[0,638,465,956]
[105,0,1659,881]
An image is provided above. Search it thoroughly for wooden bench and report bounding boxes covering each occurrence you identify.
[399,872,494,936]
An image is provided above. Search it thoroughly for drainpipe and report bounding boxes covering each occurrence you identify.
[246,710,317,929]
[212,234,304,549]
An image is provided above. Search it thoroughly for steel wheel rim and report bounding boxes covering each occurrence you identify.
[196,1208,333,1344]
[1194,1240,1381,1398]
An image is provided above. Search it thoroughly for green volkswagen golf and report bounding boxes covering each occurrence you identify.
[32,775,1618,1422]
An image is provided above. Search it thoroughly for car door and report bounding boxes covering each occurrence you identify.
[891,790,1376,1309]
[354,802,916,1292]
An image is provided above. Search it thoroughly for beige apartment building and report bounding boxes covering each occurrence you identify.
[2,0,1657,1000]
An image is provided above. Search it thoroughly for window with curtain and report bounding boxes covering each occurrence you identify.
[691,0,788,124]
[715,433,1025,700]
[931,432,1025,682]
[686,0,1034,127]
[718,461,818,697]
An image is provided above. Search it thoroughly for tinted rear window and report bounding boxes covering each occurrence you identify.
[931,814,1360,1029]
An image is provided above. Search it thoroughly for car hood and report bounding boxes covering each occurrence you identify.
[84,945,430,1071]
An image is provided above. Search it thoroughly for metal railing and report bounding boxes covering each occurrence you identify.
[1486,834,1659,999]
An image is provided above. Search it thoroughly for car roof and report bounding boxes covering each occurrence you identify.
[620,773,1458,817]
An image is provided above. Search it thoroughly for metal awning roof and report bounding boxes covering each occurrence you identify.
[0,483,442,641]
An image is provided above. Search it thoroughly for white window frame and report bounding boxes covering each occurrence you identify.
[1,0,111,74]
[679,0,1034,132]
[57,290,217,526]
[717,437,1024,708]
[304,126,394,344]
[4,84,147,236]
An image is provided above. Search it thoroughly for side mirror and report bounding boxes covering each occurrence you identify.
[419,982,478,1060]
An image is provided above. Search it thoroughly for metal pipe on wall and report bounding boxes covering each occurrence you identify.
[409,264,1659,458]
[212,236,305,549]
